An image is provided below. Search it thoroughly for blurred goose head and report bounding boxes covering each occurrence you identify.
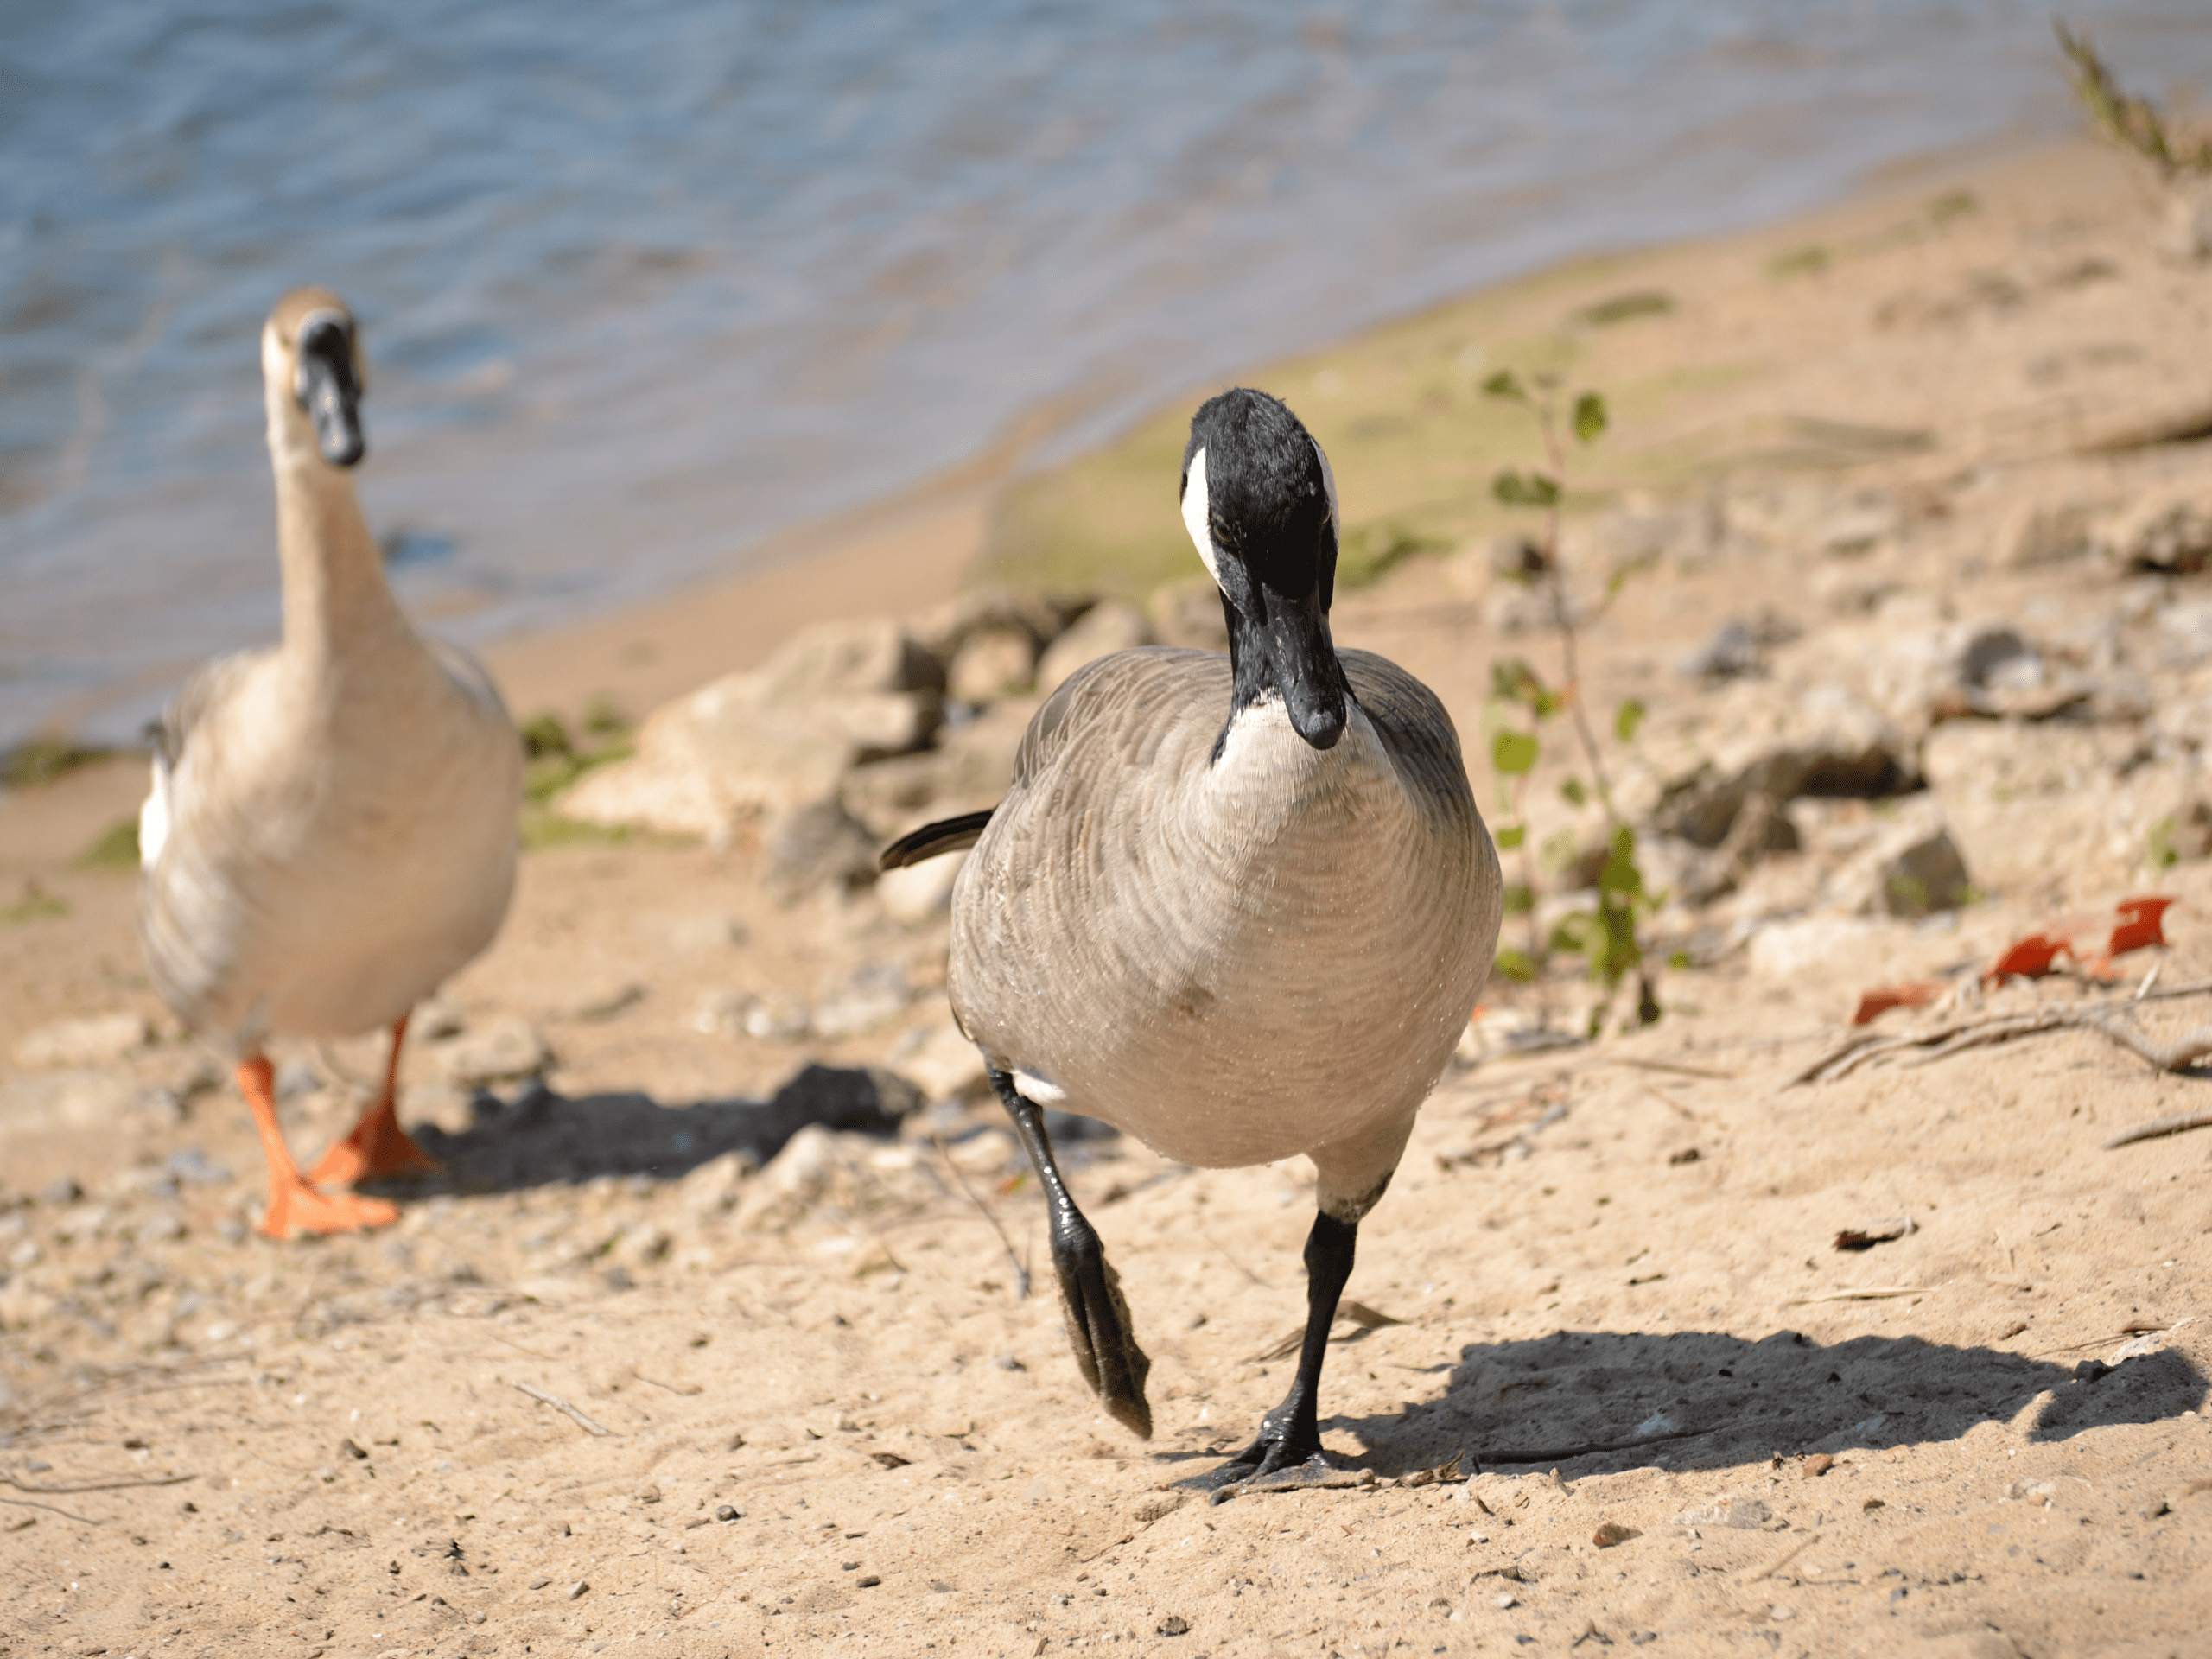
[264,285,367,469]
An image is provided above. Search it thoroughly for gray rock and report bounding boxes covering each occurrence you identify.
[762,800,881,903]
[556,618,944,839]
[437,1017,552,1086]
[1649,683,1910,849]
[2107,495,2212,575]
[1148,579,1230,652]
[1677,620,1761,681]
[908,588,1092,669]
[1035,601,1154,697]
[945,628,1038,703]
[1832,804,1973,918]
[166,1148,233,1186]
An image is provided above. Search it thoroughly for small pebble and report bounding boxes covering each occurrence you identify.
[528,1576,550,1590]
[1496,1592,1518,1610]
[716,1504,742,1522]
[567,1580,589,1599]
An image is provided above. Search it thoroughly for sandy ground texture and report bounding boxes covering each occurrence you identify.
[5,137,2212,1657]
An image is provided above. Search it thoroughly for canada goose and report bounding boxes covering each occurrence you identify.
[883,388,1501,1483]
[137,287,523,1238]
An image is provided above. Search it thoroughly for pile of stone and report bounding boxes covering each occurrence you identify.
[556,585,1211,903]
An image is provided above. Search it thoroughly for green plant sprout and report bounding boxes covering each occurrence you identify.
[1479,369,1661,1035]
[2057,22,2212,184]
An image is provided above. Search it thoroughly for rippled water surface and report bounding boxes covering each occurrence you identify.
[5,0,2211,743]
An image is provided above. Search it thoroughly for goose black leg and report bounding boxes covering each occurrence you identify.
[1208,1210,1357,1488]
[990,1069,1153,1438]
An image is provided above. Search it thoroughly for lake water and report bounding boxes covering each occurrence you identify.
[5,0,2212,747]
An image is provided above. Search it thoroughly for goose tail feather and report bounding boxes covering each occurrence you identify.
[880,808,994,871]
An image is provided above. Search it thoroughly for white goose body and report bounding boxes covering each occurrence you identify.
[136,287,520,1236]
[950,646,1498,1216]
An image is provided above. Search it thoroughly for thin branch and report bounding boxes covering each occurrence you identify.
[2104,1108,2212,1150]
[931,1134,1030,1301]
[1,1496,104,1526]
[3,1471,194,1494]
[512,1381,612,1438]
[1789,981,2212,1085]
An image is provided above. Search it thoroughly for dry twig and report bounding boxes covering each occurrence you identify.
[0,1496,104,1526]
[931,1133,1029,1300]
[3,1471,195,1494]
[1789,980,2212,1086]
[2103,1108,2212,1150]
[512,1381,612,1437]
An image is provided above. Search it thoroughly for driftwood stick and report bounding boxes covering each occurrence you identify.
[2103,1106,2212,1150]
[0,1495,105,1525]
[512,1381,612,1437]
[1791,983,2212,1087]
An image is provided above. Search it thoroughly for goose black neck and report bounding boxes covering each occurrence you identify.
[1215,587,1352,760]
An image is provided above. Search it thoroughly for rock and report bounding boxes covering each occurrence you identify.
[1747,916,1886,980]
[1034,601,1154,696]
[907,588,1092,669]
[12,1013,150,1071]
[2105,493,2212,575]
[1148,578,1229,652]
[437,1017,552,1086]
[1676,620,1760,681]
[876,851,966,925]
[1646,682,1909,849]
[946,628,1038,702]
[166,1148,232,1186]
[1592,1522,1640,1548]
[1999,499,2099,569]
[810,963,912,1040]
[1672,1495,1771,1529]
[841,700,1037,838]
[414,995,467,1039]
[557,618,943,839]
[1924,721,2190,895]
[762,801,881,903]
[892,1021,989,1102]
[693,988,812,1042]
[677,1149,759,1217]
[1827,798,1973,917]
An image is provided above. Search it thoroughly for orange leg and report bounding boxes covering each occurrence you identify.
[308,1014,442,1188]
[239,1054,397,1238]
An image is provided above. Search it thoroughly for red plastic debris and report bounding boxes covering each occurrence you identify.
[1851,982,1944,1026]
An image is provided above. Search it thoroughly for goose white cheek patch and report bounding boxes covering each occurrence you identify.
[1181,446,1223,588]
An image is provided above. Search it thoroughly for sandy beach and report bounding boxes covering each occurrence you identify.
[4,135,2212,1658]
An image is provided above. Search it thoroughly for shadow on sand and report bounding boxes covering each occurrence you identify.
[378,1065,915,1195]
[1305,1325,2206,1483]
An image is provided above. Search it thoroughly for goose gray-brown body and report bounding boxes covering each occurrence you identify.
[136,286,520,1236]
[903,385,1501,1471]
[950,646,1499,1219]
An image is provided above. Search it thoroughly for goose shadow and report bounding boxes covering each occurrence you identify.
[371,1064,916,1195]
[1262,1325,2204,1483]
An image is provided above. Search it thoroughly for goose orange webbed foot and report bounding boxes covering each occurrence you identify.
[257,1177,399,1239]
[308,1101,441,1188]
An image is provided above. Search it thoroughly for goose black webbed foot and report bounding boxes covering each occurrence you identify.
[1204,1209,1358,1497]
[991,1070,1153,1439]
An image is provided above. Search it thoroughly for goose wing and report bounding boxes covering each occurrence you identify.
[876,649,1222,872]
[1338,648,1478,818]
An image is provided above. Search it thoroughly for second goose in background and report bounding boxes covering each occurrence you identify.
[884,386,1502,1484]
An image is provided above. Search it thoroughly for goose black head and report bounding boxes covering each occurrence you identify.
[1180,387,1348,750]
[267,287,367,468]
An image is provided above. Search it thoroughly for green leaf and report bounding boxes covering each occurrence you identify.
[1480,369,1528,403]
[1614,698,1647,744]
[1491,946,1538,983]
[1495,823,1526,850]
[1548,912,1594,956]
[1572,391,1608,444]
[1560,776,1588,808]
[1502,882,1534,917]
[1490,657,1544,706]
[1491,469,1560,510]
[1491,729,1540,776]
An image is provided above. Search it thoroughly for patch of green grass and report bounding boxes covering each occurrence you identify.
[1928,189,1980,226]
[1571,289,1676,328]
[1766,245,1832,280]
[1,880,68,925]
[76,817,141,870]
[2,737,113,790]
